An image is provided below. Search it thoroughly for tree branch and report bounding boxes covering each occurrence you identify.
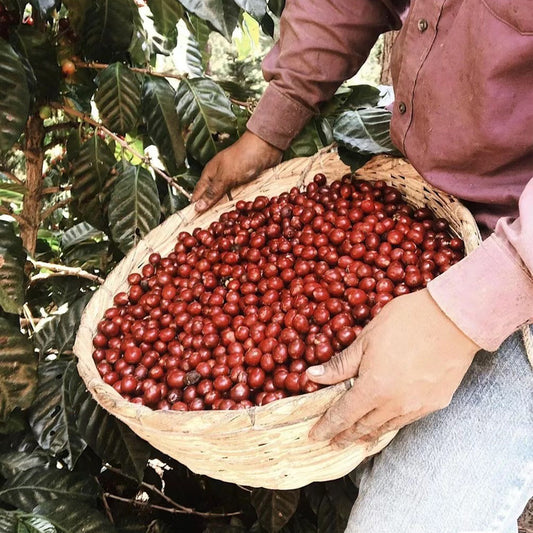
[42,185,72,195]
[41,197,71,221]
[31,260,105,284]
[103,464,241,518]
[59,105,192,200]
[44,121,79,133]
[0,169,24,185]
[0,205,23,223]
[74,61,185,82]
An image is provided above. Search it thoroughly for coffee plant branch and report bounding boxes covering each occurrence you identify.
[104,464,242,518]
[42,185,72,195]
[31,259,105,284]
[59,104,192,200]
[41,197,71,221]
[0,204,23,223]
[0,168,24,185]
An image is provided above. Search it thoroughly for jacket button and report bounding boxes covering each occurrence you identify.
[418,18,429,32]
[398,102,407,114]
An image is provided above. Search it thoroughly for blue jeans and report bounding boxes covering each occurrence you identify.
[346,328,533,533]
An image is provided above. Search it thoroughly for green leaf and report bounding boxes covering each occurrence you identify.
[70,136,117,230]
[175,77,236,165]
[108,163,161,254]
[324,478,357,521]
[332,108,399,156]
[142,77,185,176]
[285,119,325,160]
[267,0,284,17]
[0,510,56,533]
[61,223,104,251]
[0,467,99,511]
[65,361,151,481]
[0,40,30,152]
[28,360,87,469]
[94,63,141,135]
[82,0,135,63]
[0,182,25,204]
[0,221,26,314]
[317,494,345,533]
[33,500,116,533]
[147,0,183,37]
[0,450,53,479]
[233,0,267,19]
[179,0,240,40]
[10,26,60,101]
[0,319,36,421]
[185,15,211,76]
[250,489,300,533]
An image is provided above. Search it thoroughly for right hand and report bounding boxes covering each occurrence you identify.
[191,131,283,213]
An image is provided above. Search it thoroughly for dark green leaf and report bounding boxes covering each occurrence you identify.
[70,135,117,230]
[142,77,185,176]
[175,77,236,165]
[147,0,183,37]
[250,489,300,533]
[324,478,357,521]
[0,450,53,479]
[61,223,103,251]
[186,15,211,76]
[28,360,86,469]
[0,221,26,314]
[62,0,92,33]
[333,108,399,156]
[82,0,135,62]
[65,361,151,481]
[10,26,60,100]
[179,0,240,40]
[0,40,30,152]
[267,0,284,17]
[303,484,324,516]
[0,467,99,511]
[317,494,345,533]
[233,0,266,19]
[0,510,56,533]
[0,409,26,435]
[55,293,92,354]
[285,119,325,160]
[0,319,36,421]
[146,520,175,533]
[0,181,25,203]
[95,63,141,135]
[108,163,161,254]
[337,146,371,171]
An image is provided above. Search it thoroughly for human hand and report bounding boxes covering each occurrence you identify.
[307,288,480,448]
[191,131,283,213]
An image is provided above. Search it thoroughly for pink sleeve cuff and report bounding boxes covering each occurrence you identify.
[427,234,533,351]
[246,85,315,151]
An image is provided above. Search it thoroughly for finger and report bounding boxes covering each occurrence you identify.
[192,163,225,212]
[331,407,397,449]
[307,339,364,385]
[309,375,376,442]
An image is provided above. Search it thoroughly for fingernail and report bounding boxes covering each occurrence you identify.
[307,365,324,377]
[195,200,206,212]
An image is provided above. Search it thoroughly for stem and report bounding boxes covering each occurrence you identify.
[101,493,115,525]
[20,114,45,255]
[0,169,24,185]
[103,493,241,518]
[31,260,104,284]
[44,121,78,133]
[0,205,23,223]
[74,61,185,82]
[103,464,241,518]
[41,197,71,221]
[60,105,191,200]
[42,185,72,195]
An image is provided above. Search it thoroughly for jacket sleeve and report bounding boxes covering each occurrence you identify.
[247,0,408,150]
[428,178,533,351]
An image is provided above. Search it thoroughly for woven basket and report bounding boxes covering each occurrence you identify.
[74,148,484,489]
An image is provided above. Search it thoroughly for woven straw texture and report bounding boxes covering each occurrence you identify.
[75,148,500,489]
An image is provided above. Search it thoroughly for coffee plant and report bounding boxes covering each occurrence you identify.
[0,0,397,530]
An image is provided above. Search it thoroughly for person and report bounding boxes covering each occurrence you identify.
[191,1,533,531]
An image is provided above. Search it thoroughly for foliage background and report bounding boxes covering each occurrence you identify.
[0,0,398,531]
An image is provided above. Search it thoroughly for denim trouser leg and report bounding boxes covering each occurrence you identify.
[346,328,533,533]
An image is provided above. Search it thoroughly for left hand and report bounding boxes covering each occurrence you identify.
[307,288,480,448]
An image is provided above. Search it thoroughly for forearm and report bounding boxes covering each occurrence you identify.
[248,0,408,150]
[428,177,533,351]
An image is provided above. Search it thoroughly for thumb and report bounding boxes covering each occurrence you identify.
[307,339,364,385]
[191,161,225,212]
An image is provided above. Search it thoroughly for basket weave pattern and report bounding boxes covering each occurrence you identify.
[75,149,490,489]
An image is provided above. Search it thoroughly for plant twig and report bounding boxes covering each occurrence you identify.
[103,464,241,518]
[41,198,71,221]
[0,169,24,185]
[103,493,242,518]
[42,185,72,195]
[59,105,192,200]
[0,205,23,223]
[101,493,115,525]
[31,260,105,284]
[22,304,37,334]
[74,61,185,82]
[44,121,79,133]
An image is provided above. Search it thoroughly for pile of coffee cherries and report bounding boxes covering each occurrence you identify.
[92,173,464,411]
